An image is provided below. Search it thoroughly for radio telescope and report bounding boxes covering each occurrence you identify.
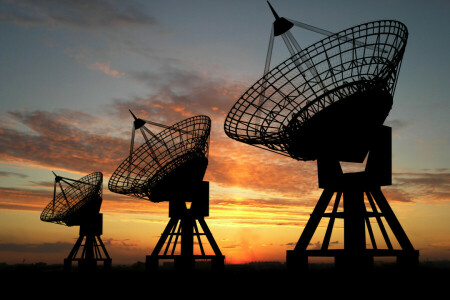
[40,171,111,272]
[224,2,418,270]
[108,111,224,271]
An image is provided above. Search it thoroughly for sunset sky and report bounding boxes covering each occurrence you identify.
[0,0,448,265]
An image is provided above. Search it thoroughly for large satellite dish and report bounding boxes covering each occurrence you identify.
[108,111,224,271]
[225,3,406,162]
[40,171,111,272]
[224,2,418,270]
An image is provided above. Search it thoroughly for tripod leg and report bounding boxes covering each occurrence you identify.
[96,235,111,259]
[197,218,224,271]
[67,235,84,260]
[370,188,419,267]
[193,220,205,256]
[197,218,222,256]
[96,235,112,270]
[64,235,84,272]
[366,190,393,249]
[151,217,179,256]
[146,217,178,272]
[370,188,415,251]
[294,188,334,251]
[322,192,342,250]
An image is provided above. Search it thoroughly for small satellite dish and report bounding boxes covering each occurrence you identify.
[109,111,224,271]
[40,171,111,272]
[224,2,418,270]
[41,171,102,226]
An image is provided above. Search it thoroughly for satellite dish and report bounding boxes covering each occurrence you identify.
[225,6,407,162]
[224,2,418,270]
[108,111,224,271]
[41,171,103,226]
[108,112,210,202]
[40,171,111,272]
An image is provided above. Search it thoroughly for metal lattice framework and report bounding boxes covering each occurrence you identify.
[108,115,211,202]
[224,20,408,159]
[40,172,103,226]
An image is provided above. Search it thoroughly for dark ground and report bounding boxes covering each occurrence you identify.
[1,261,448,296]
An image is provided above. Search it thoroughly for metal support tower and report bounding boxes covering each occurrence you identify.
[146,181,225,271]
[286,127,419,271]
[64,214,112,272]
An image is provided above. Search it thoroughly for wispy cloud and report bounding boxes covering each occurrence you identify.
[0,186,51,211]
[382,186,413,203]
[90,61,126,78]
[0,0,156,28]
[385,119,411,132]
[110,65,245,124]
[0,110,128,175]
[392,172,450,202]
[0,171,28,178]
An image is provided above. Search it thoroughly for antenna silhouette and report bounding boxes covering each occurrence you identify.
[225,2,418,271]
[109,113,224,271]
[41,171,111,272]
[262,1,386,101]
[264,2,323,89]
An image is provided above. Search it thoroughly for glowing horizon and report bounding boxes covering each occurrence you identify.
[0,0,448,265]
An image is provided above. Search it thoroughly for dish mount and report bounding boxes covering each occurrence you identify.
[108,112,224,271]
[40,171,111,272]
[224,2,419,270]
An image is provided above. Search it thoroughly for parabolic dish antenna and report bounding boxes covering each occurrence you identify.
[109,111,224,271]
[41,171,103,226]
[108,112,211,202]
[224,2,418,270]
[224,13,407,163]
[40,171,111,272]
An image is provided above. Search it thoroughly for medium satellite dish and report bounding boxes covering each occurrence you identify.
[224,2,418,270]
[108,112,210,202]
[40,171,111,272]
[108,111,224,271]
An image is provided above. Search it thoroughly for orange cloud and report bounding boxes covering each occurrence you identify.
[90,62,126,78]
[207,139,318,198]
[1,64,447,244]
[0,187,50,212]
[0,110,129,175]
[391,172,450,203]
